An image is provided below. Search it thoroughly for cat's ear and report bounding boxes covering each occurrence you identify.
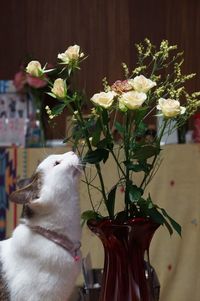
[17,177,31,189]
[10,172,42,205]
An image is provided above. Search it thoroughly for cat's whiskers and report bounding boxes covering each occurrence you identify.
[77,163,95,169]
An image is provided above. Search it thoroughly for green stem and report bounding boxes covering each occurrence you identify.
[103,113,126,178]
[140,155,158,189]
[124,111,131,218]
[67,97,108,213]
[76,147,95,211]
[150,58,158,77]
[140,119,168,189]
[81,180,102,193]
[75,103,108,210]
[110,149,126,177]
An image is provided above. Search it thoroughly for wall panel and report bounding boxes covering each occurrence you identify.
[0,0,199,137]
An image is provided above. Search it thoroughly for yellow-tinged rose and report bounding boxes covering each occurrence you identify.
[129,75,156,93]
[26,61,43,77]
[51,78,67,99]
[91,91,116,109]
[119,91,147,110]
[57,45,84,64]
[157,98,186,117]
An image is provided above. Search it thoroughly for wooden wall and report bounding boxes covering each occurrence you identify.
[0,0,199,138]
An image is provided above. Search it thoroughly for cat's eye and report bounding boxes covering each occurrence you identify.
[54,161,61,166]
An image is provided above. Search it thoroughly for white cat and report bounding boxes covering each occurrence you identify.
[0,151,82,301]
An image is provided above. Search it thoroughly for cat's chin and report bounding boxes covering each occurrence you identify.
[72,167,82,177]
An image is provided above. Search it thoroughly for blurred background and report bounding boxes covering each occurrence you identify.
[0,0,199,140]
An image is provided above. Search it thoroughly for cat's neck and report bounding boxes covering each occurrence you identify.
[25,194,81,240]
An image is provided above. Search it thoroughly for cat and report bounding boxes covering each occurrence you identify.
[0,151,82,301]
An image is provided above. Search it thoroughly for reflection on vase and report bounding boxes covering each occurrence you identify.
[87,218,160,301]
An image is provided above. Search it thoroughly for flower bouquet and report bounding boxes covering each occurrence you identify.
[25,40,200,301]
[25,40,200,235]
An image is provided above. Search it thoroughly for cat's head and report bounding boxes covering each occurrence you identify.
[10,151,81,219]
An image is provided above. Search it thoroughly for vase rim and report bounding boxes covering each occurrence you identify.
[87,217,160,229]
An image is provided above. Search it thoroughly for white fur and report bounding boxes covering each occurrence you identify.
[0,152,81,301]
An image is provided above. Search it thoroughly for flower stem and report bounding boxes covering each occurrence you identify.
[110,149,126,178]
[124,111,131,218]
[75,102,108,211]
[140,119,168,189]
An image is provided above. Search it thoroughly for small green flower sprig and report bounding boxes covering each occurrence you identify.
[123,39,198,109]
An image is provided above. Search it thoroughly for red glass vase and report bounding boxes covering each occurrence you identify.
[87,218,159,301]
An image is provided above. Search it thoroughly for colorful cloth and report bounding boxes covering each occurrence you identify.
[0,148,17,240]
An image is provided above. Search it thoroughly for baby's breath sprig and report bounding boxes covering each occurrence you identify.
[131,65,147,76]
[102,77,110,92]
[45,105,56,120]
[122,62,129,78]
[184,92,200,118]
[143,38,153,58]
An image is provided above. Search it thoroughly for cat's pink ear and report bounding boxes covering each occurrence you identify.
[10,172,42,204]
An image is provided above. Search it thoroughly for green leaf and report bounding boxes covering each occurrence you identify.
[81,210,101,226]
[51,102,66,115]
[103,150,109,163]
[97,138,108,149]
[134,107,148,125]
[46,92,57,99]
[148,207,173,235]
[91,120,102,146]
[72,126,84,141]
[134,122,148,137]
[147,198,154,209]
[43,68,55,74]
[137,195,175,236]
[83,148,109,164]
[102,109,109,125]
[92,130,101,147]
[115,121,125,134]
[127,161,150,172]
[148,207,165,223]
[115,210,127,223]
[162,219,174,236]
[105,185,117,218]
[96,138,113,151]
[129,185,143,202]
[85,118,96,131]
[133,144,160,161]
[137,197,148,210]
[160,208,182,236]
[68,67,72,76]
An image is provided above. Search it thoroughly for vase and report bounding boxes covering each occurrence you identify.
[26,92,46,147]
[87,218,160,301]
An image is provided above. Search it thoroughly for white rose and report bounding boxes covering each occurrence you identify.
[57,45,84,64]
[157,98,186,118]
[26,61,43,77]
[51,78,67,99]
[129,75,156,93]
[91,91,116,109]
[119,91,147,110]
